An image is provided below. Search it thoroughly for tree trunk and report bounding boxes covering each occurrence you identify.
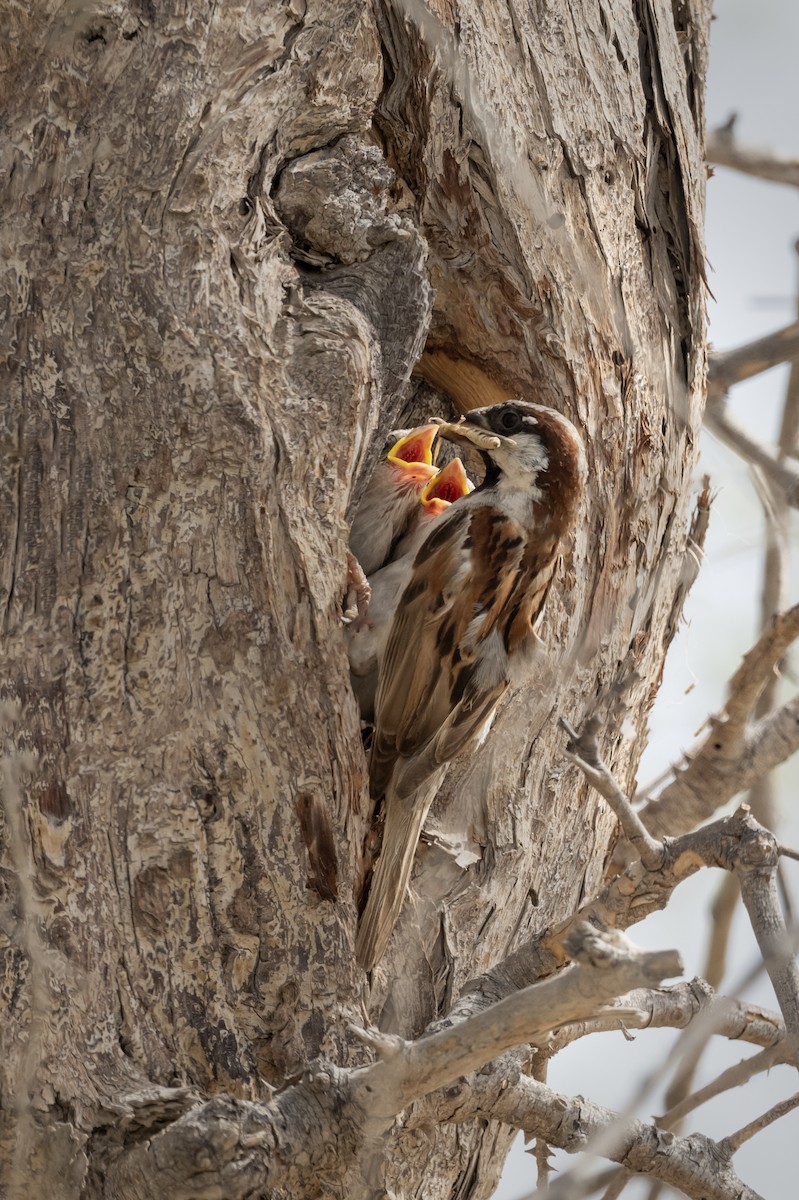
[0,1,709,1197]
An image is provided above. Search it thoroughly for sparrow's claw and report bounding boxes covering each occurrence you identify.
[431,416,503,453]
[343,551,372,624]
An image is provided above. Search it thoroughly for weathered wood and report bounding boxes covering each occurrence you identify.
[0,0,711,1196]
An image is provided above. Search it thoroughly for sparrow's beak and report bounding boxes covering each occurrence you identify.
[387,424,439,469]
[422,457,471,507]
[463,408,517,448]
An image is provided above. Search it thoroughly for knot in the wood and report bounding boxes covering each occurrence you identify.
[735,823,779,872]
[686,976,715,1005]
[564,923,626,966]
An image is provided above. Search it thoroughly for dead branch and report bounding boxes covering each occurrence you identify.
[719,1091,799,1155]
[352,926,680,1120]
[433,1072,763,1200]
[704,407,799,505]
[564,709,799,1067]
[546,978,785,1057]
[734,827,799,1067]
[705,315,799,506]
[442,805,791,1039]
[659,870,741,1119]
[708,321,799,400]
[636,605,799,838]
[103,927,680,1199]
[560,716,664,870]
[661,1044,788,1126]
[707,116,799,189]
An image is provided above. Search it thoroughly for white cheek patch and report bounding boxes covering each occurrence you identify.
[498,438,549,484]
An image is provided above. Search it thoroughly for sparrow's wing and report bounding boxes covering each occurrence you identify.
[370,504,529,800]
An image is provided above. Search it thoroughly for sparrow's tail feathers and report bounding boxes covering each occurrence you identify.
[355,785,433,971]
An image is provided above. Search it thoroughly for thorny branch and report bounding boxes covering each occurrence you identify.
[103,927,681,1199]
[660,1043,788,1127]
[719,1092,799,1155]
[563,714,799,1063]
[546,979,785,1058]
[432,1072,764,1200]
[97,601,799,1198]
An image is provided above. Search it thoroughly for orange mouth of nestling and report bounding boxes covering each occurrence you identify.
[387,424,438,468]
[421,457,470,508]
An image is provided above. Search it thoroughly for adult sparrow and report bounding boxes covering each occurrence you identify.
[356,401,586,970]
[347,456,471,720]
[348,425,439,577]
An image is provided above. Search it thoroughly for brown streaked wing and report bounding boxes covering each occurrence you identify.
[369,505,527,798]
[503,539,560,657]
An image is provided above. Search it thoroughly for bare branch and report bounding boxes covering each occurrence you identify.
[357,926,681,1116]
[546,978,786,1057]
[636,606,799,839]
[560,716,664,870]
[734,828,799,1067]
[661,1044,789,1126]
[704,873,741,990]
[658,872,741,1121]
[435,1073,763,1200]
[705,309,799,508]
[707,117,799,189]
[708,321,799,398]
[704,407,799,506]
[104,928,681,1199]
[719,1091,799,1155]
[471,808,790,1000]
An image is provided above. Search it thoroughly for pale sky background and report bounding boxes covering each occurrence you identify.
[497,1,799,1196]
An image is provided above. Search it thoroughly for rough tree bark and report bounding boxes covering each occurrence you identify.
[0,1,710,1197]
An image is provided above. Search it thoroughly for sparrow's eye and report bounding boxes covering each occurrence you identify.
[497,408,522,434]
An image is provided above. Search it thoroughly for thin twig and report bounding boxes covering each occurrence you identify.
[704,407,799,506]
[661,872,740,1114]
[719,1091,799,1155]
[560,716,664,870]
[636,605,799,839]
[708,320,799,398]
[660,1044,788,1126]
[707,116,799,189]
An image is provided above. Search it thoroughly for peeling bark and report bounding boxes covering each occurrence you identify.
[0,0,710,1196]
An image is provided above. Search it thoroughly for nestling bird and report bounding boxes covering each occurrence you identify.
[347,455,471,720]
[348,425,440,577]
[356,401,587,970]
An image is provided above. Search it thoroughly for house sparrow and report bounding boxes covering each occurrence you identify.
[347,456,471,720]
[348,425,440,577]
[356,401,587,970]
